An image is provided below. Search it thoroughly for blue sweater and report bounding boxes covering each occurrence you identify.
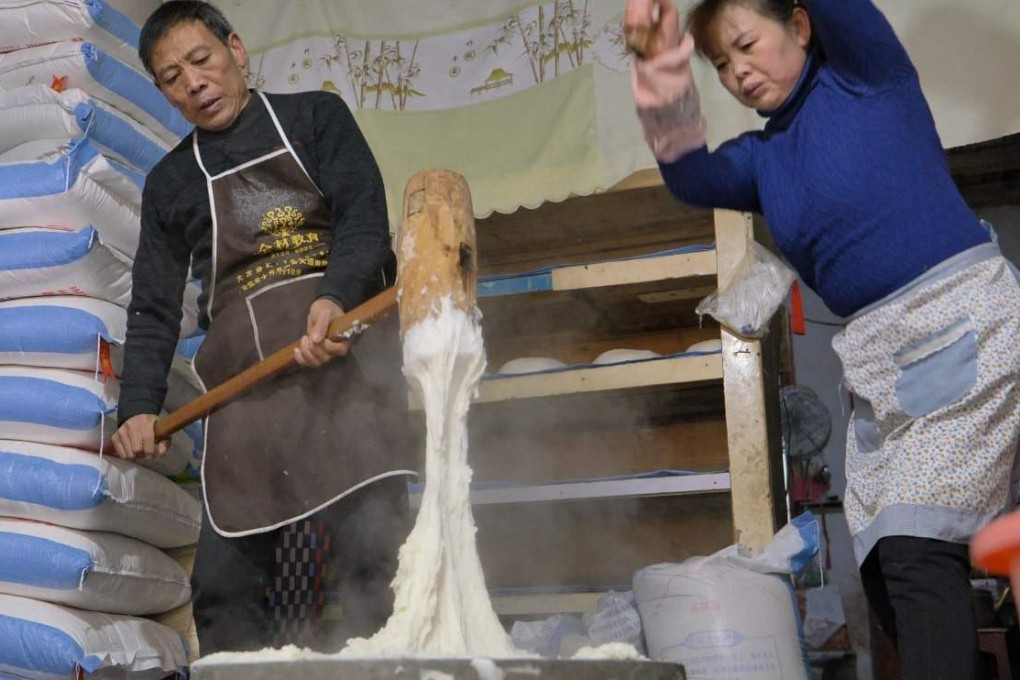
[660,0,989,317]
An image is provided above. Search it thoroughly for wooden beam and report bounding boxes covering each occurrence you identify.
[948,133,1020,209]
[551,250,716,291]
[715,209,777,551]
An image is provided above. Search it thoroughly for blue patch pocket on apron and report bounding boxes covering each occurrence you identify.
[893,317,978,417]
[852,396,881,453]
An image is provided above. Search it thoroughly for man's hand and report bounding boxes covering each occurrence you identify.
[295,297,352,367]
[112,414,168,460]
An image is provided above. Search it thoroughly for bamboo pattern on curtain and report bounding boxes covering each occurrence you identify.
[243,1,629,111]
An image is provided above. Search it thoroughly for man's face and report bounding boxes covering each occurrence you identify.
[151,20,251,131]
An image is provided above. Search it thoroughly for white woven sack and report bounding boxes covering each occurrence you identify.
[0,366,118,450]
[0,0,144,69]
[0,593,187,680]
[0,440,202,548]
[0,296,125,372]
[0,137,75,163]
[0,85,169,172]
[0,227,132,307]
[0,138,140,258]
[0,41,190,143]
[0,518,190,616]
[0,138,146,198]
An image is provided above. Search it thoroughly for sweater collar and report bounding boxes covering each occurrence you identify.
[759,52,819,129]
[198,89,261,140]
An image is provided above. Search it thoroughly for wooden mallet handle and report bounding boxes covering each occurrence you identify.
[623,0,666,58]
[152,286,398,440]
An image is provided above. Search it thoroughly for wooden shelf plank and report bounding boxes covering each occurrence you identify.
[477,250,717,299]
[491,591,607,616]
[409,472,730,508]
[409,354,723,410]
[476,354,723,404]
[551,250,716,292]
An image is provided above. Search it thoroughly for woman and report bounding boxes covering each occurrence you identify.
[626,0,1020,677]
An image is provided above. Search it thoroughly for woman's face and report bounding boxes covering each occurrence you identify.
[705,3,811,113]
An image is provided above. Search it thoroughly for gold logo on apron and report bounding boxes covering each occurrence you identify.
[261,205,305,235]
[237,205,330,292]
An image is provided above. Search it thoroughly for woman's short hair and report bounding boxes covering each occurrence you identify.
[687,0,800,57]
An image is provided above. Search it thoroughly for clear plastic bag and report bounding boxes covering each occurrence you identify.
[696,241,796,337]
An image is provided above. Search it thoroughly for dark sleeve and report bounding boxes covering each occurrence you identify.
[802,0,914,89]
[310,92,393,310]
[118,178,191,423]
[658,133,761,213]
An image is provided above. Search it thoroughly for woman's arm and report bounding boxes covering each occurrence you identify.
[659,133,761,212]
[803,0,915,89]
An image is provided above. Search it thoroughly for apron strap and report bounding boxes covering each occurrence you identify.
[192,130,213,180]
[190,92,320,196]
[256,91,323,197]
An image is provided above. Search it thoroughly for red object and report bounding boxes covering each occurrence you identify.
[51,75,68,93]
[971,511,1020,618]
[99,339,115,380]
[790,281,806,335]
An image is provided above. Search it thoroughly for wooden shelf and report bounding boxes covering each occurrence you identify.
[476,247,719,368]
[477,280,718,368]
[476,186,715,275]
[479,353,721,402]
[408,472,730,508]
[409,353,722,409]
[478,249,716,298]
[491,590,608,617]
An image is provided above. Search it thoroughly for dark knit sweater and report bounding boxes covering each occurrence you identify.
[119,90,392,422]
[659,0,989,317]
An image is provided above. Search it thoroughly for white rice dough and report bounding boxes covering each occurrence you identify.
[341,296,517,657]
[592,349,661,365]
[195,298,641,665]
[496,356,566,374]
[685,339,722,353]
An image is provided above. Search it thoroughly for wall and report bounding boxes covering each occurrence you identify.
[982,206,1020,258]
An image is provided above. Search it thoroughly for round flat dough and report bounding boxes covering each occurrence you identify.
[685,339,722,353]
[497,356,567,374]
[592,348,661,365]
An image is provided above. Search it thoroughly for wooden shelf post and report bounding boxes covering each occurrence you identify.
[714,209,777,550]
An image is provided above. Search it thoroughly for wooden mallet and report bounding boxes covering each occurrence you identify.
[623,0,667,58]
[153,169,476,441]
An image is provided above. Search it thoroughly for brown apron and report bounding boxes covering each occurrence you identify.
[191,91,412,537]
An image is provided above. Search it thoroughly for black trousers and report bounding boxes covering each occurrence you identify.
[860,535,978,680]
[190,476,411,655]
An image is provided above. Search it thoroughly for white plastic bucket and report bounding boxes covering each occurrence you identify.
[634,560,808,680]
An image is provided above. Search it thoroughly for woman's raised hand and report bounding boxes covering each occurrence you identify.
[624,0,681,58]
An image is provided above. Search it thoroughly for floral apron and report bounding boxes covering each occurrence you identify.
[833,239,1020,563]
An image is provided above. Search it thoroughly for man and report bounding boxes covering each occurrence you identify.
[112,0,414,654]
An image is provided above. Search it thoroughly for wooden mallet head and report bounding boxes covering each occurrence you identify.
[395,169,478,336]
